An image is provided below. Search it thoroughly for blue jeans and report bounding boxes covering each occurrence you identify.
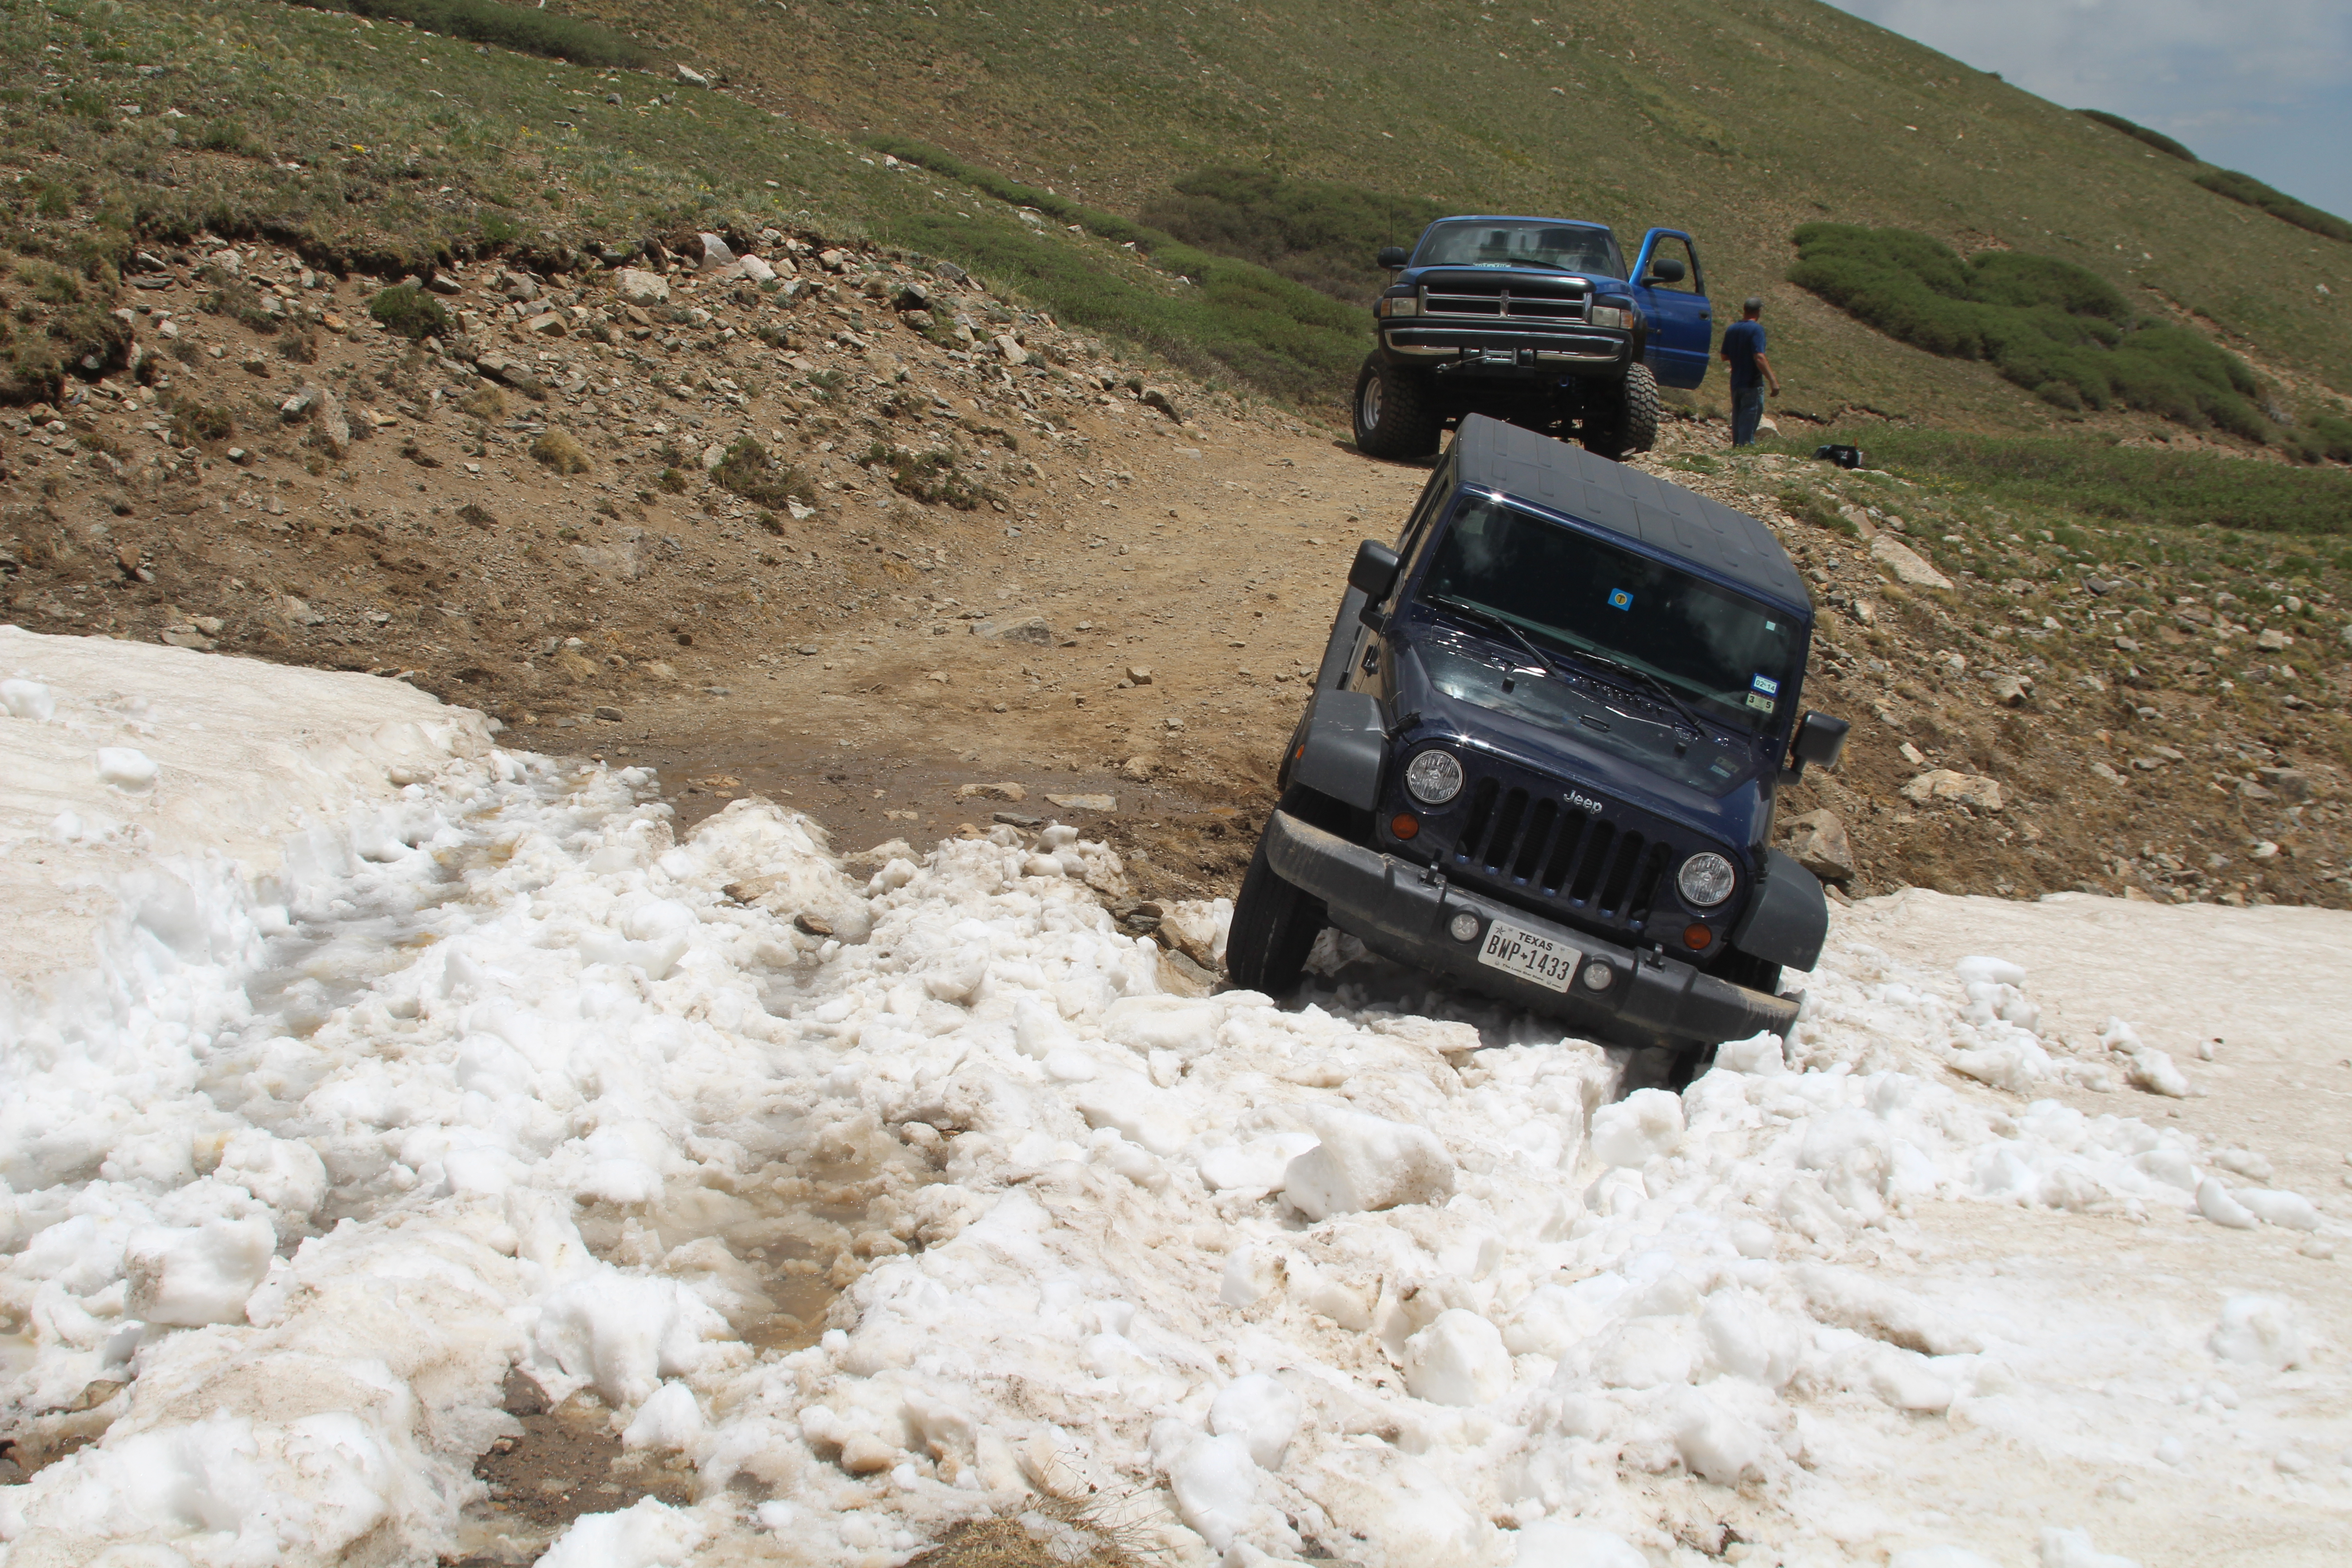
[1730,383,1765,447]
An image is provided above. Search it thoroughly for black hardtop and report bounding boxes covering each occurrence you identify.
[1450,414,1810,613]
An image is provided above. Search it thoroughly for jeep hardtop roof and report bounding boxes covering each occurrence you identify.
[1450,414,1810,613]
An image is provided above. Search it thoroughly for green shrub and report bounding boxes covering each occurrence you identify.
[1790,223,2267,437]
[1140,167,1447,306]
[170,401,236,444]
[2190,167,2352,246]
[711,436,815,509]
[282,0,652,70]
[369,283,448,339]
[2076,109,2195,162]
[1764,427,2352,536]
[862,441,988,510]
[530,427,589,473]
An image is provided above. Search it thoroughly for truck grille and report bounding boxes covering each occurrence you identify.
[1420,276,1590,325]
[1448,778,1674,932]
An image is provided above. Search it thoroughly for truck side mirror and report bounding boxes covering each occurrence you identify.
[1350,540,1401,628]
[1377,246,1411,270]
[1644,255,1686,284]
[1783,711,1849,780]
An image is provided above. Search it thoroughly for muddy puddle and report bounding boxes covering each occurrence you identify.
[449,1117,942,1560]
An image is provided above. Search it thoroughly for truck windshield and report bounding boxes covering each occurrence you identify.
[1416,497,1802,732]
[1412,220,1624,278]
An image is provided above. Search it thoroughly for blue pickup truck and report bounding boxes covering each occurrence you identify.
[1230,415,1847,1081]
[1353,215,1714,461]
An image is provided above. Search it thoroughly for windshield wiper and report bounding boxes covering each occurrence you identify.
[1430,597,1699,734]
[1566,647,1712,736]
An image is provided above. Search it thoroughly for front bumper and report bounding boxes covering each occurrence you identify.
[1383,328,1630,370]
[1263,810,1796,1046]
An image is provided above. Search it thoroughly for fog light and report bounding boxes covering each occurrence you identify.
[1683,924,1712,950]
[1448,911,1481,943]
[1579,961,1615,992]
[1391,813,1421,840]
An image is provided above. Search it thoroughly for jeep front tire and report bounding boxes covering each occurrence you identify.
[1352,355,1441,460]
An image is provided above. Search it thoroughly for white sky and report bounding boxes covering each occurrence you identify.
[1822,0,2352,221]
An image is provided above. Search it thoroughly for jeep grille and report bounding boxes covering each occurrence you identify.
[1420,275,1591,325]
[1449,778,1674,931]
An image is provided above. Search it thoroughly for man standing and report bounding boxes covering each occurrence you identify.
[1720,297,1779,448]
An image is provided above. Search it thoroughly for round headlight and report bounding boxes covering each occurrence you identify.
[1677,852,1736,908]
[1404,749,1464,806]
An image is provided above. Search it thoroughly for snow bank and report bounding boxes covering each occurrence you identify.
[0,633,2346,1568]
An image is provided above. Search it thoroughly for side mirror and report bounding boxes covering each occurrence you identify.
[1645,256,1686,284]
[1350,539,1401,629]
[1377,246,1411,270]
[1783,711,1849,780]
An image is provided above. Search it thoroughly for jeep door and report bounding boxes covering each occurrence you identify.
[1630,229,1712,389]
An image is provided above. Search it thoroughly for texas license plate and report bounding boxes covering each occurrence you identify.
[1475,917,1582,992]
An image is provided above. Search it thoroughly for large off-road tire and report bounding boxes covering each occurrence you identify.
[1582,362,1661,461]
[1225,787,1346,994]
[1352,355,1441,460]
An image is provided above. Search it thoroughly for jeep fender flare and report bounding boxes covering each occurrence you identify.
[1728,848,1828,971]
[1292,689,1387,811]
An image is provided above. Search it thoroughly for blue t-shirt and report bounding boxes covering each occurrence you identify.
[1722,319,1766,391]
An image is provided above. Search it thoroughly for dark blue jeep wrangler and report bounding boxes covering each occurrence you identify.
[1353,215,1713,462]
[1230,416,1847,1073]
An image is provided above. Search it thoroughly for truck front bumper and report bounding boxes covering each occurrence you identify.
[1382,328,1629,371]
[1263,810,1797,1047]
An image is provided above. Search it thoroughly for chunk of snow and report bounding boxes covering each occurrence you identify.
[539,1496,705,1568]
[1164,1431,1259,1552]
[2208,1294,2308,1371]
[621,1382,705,1450]
[2196,1177,2258,1230]
[1513,1520,1649,1568]
[2038,1526,2143,1568]
[1403,1308,1511,1406]
[124,1218,274,1325]
[1,677,55,720]
[1282,1106,1455,1219]
[96,745,159,789]
[1589,1087,1686,1166]
[1210,1373,1303,1468]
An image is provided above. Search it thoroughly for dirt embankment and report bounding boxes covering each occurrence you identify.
[2,233,2346,911]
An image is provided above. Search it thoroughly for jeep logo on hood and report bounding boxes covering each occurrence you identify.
[1563,789,1606,815]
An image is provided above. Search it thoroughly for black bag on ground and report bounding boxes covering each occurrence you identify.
[1814,444,1864,469]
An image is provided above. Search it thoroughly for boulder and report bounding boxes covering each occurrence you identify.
[675,63,711,88]
[1869,534,1952,589]
[613,268,671,307]
[698,232,736,271]
[973,616,1052,645]
[994,333,1029,366]
[1901,769,2004,813]
[1783,808,1854,882]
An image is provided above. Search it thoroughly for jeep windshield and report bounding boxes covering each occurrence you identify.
[1413,496,1802,734]
[1411,220,1625,278]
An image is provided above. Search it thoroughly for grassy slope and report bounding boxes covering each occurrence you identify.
[577,0,2352,432]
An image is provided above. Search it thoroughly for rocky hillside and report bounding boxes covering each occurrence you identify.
[5,226,2348,914]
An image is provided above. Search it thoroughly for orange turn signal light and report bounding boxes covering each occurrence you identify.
[1390,813,1421,840]
[1682,924,1713,950]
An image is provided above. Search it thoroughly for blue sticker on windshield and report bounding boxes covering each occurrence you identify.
[1751,674,1780,695]
[1607,588,1633,611]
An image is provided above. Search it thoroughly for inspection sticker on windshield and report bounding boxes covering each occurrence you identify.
[1750,674,1780,695]
[1607,589,1634,611]
[1476,917,1583,992]
[1746,693,1775,712]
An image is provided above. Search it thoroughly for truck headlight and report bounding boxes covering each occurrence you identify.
[1377,295,1420,318]
[1677,851,1735,907]
[1588,305,1626,330]
[1404,749,1464,805]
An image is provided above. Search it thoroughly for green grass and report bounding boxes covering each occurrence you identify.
[2076,109,2194,163]
[1790,223,2270,439]
[285,0,651,70]
[1765,427,2352,536]
[569,0,2352,420]
[858,137,1368,403]
[1139,167,1447,307]
[2191,167,2352,247]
